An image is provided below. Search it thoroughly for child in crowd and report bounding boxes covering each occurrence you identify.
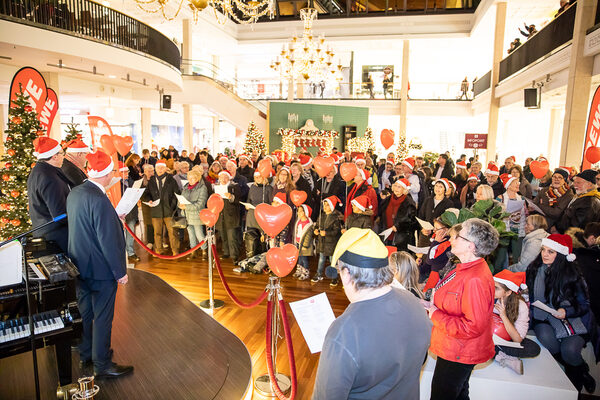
[342,195,373,232]
[422,224,461,301]
[270,192,289,247]
[312,196,342,286]
[389,251,423,298]
[493,270,540,374]
[419,217,452,290]
[293,204,314,281]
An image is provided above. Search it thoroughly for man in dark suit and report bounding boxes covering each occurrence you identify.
[61,139,89,187]
[67,150,133,379]
[27,137,71,252]
[433,154,454,180]
[139,148,157,169]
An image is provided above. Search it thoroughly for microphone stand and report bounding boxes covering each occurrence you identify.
[0,214,67,400]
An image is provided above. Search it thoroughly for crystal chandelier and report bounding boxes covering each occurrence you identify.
[270,7,342,81]
[134,0,274,24]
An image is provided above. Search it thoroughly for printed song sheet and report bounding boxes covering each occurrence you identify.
[115,188,145,216]
[416,217,434,231]
[175,194,191,205]
[289,293,336,353]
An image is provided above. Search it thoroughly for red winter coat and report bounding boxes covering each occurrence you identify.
[430,258,495,365]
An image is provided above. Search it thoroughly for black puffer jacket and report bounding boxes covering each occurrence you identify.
[378,195,418,251]
[315,210,342,256]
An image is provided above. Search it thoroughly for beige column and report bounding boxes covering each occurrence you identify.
[297,77,304,99]
[141,107,152,150]
[547,107,563,165]
[212,116,220,155]
[560,0,598,166]
[486,1,507,162]
[183,104,193,152]
[212,55,220,79]
[287,76,294,102]
[182,19,193,75]
[399,39,410,140]
[0,104,6,157]
[41,72,61,141]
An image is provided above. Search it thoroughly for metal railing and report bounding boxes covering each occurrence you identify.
[0,0,180,69]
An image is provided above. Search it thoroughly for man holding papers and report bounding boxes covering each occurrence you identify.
[312,228,431,400]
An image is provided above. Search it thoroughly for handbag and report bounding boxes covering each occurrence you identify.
[172,209,188,229]
[547,315,588,339]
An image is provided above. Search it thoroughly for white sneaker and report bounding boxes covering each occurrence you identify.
[233,267,243,273]
[495,351,523,375]
[146,243,153,249]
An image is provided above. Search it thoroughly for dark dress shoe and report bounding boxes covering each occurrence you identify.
[128,254,140,262]
[79,359,93,369]
[94,363,134,379]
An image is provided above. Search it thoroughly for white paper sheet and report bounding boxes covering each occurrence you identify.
[379,227,394,240]
[115,188,145,216]
[107,177,121,190]
[142,199,160,207]
[132,179,144,189]
[408,244,430,254]
[180,179,188,186]
[506,198,524,213]
[240,202,255,209]
[493,334,524,349]
[524,197,546,216]
[532,300,560,317]
[214,184,228,197]
[175,194,191,205]
[416,217,434,231]
[289,292,336,354]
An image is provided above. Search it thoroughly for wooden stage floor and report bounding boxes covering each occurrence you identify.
[134,247,351,400]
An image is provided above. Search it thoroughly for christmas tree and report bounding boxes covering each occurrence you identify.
[243,121,267,155]
[364,127,376,153]
[1,88,44,240]
[62,121,82,146]
[395,135,408,163]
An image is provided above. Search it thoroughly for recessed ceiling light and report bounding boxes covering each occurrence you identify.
[108,74,116,79]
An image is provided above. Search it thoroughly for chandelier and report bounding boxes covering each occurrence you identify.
[270,7,342,81]
[134,0,274,24]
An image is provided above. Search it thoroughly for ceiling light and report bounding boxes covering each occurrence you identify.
[108,75,117,79]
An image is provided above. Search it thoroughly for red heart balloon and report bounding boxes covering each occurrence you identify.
[585,146,600,164]
[255,203,293,238]
[380,129,395,150]
[257,158,272,178]
[113,135,133,157]
[100,134,116,155]
[199,209,218,227]
[314,156,334,178]
[266,244,299,278]
[530,160,549,179]
[290,190,307,207]
[207,193,224,214]
[340,162,358,182]
[492,313,511,341]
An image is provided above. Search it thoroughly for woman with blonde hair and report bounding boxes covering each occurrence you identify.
[508,215,548,272]
[389,251,423,298]
[206,161,222,184]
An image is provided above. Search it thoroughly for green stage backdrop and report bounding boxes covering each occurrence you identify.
[268,102,369,153]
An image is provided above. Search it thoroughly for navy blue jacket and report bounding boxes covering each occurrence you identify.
[27,160,72,252]
[66,180,126,281]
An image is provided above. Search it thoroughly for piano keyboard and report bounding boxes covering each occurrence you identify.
[0,310,65,343]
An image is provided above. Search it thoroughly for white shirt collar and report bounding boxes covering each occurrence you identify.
[88,179,106,194]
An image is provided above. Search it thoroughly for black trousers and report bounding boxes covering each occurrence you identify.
[430,357,476,400]
[77,278,118,372]
[496,337,541,358]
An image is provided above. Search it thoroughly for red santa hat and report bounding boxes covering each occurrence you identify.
[542,234,576,261]
[118,161,128,172]
[456,160,467,169]
[273,192,287,205]
[354,154,366,165]
[239,154,253,167]
[219,155,228,162]
[300,204,312,218]
[494,270,527,292]
[351,195,372,212]
[226,159,237,168]
[299,154,312,167]
[395,178,411,190]
[156,159,167,166]
[86,150,114,178]
[402,157,415,170]
[434,178,450,191]
[486,162,499,176]
[447,180,457,192]
[65,139,90,153]
[467,173,480,182]
[357,168,370,181]
[509,155,516,162]
[331,153,340,164]
[500,173,518,189]
[218,170,231,179]
[323,195,340,211]
[33,137,62,159]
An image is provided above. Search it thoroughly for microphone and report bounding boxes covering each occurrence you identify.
[53,214,67,222]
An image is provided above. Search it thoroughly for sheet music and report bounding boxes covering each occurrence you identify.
[493,334,524,348]
[408,244,430,254]
[240,202,255,209]
[115,188,145,216]
[180,179,188,186]
[532,300,560,317]
[175,194,191,205]
[416,217,434,231]
[142,199,160,207]
[379,227,394,241]
[214,184,228,197]
[132,179,144,189]
[525,197,546,216]
[289,293,336,354]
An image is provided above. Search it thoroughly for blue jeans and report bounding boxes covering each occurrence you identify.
[125,220,136,257]
[187,224,207,250]
[298,255,309,269]
[317,253,330,276]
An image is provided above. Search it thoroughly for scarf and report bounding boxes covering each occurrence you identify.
[208,170,219,182]
[187,182,198,189]
[546,183,569,206]
[385,194,406,228]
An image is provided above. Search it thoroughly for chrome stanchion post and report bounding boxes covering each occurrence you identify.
[200,228,224,310]
[254,276,291,397]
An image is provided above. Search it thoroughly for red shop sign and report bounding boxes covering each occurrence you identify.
[464,133,488,149]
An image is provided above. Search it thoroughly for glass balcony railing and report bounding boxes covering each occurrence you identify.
[0,0,180,69]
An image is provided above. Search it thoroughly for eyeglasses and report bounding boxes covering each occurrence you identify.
[457,234,472,243]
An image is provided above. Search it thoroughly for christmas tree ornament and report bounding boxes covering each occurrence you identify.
[11,219,21,227]
[7,149,15,157]
[2,175,11,181]
[11,116,22,124]
[10,190,20,198]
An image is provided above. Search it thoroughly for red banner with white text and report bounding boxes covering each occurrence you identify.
[582,85,600,170]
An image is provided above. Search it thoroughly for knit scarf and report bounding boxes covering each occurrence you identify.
[187,182,198,189]
[385,194,406,228]
[208,170,219,181]
[546,183,569,206]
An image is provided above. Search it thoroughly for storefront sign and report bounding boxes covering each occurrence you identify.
[582,85,600,169]
[464,133,487,149]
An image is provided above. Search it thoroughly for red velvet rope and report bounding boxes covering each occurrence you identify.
[211,244,268,309]
[265,298,298,400]
[123,222,206,260]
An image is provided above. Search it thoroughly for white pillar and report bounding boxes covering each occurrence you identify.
[548,107,563,166]
[182,19,193,75]
[287,76,294,102]
[141,107,152,150]
[212,116,220,155]
[212,55,220,79]
[399,39,410,140]
[183,104,193,152]
[41,72,61,141]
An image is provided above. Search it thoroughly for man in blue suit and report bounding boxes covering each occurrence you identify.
[67,150,133,379]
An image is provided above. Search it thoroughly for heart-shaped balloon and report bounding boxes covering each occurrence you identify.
[340,162,358,182]
[380,129,395,150]
[266,244,299,278]
[113,135,134,157]
[585,146,600,164]
[314,156,334,178]
[255,203,293,237]
[100,134,116,155]
[530,159,549,179]
[199,209,218,227]
[207,193,224,214]
[492,313,511,341]
[290,190,307,207]
[257,158,272,178]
